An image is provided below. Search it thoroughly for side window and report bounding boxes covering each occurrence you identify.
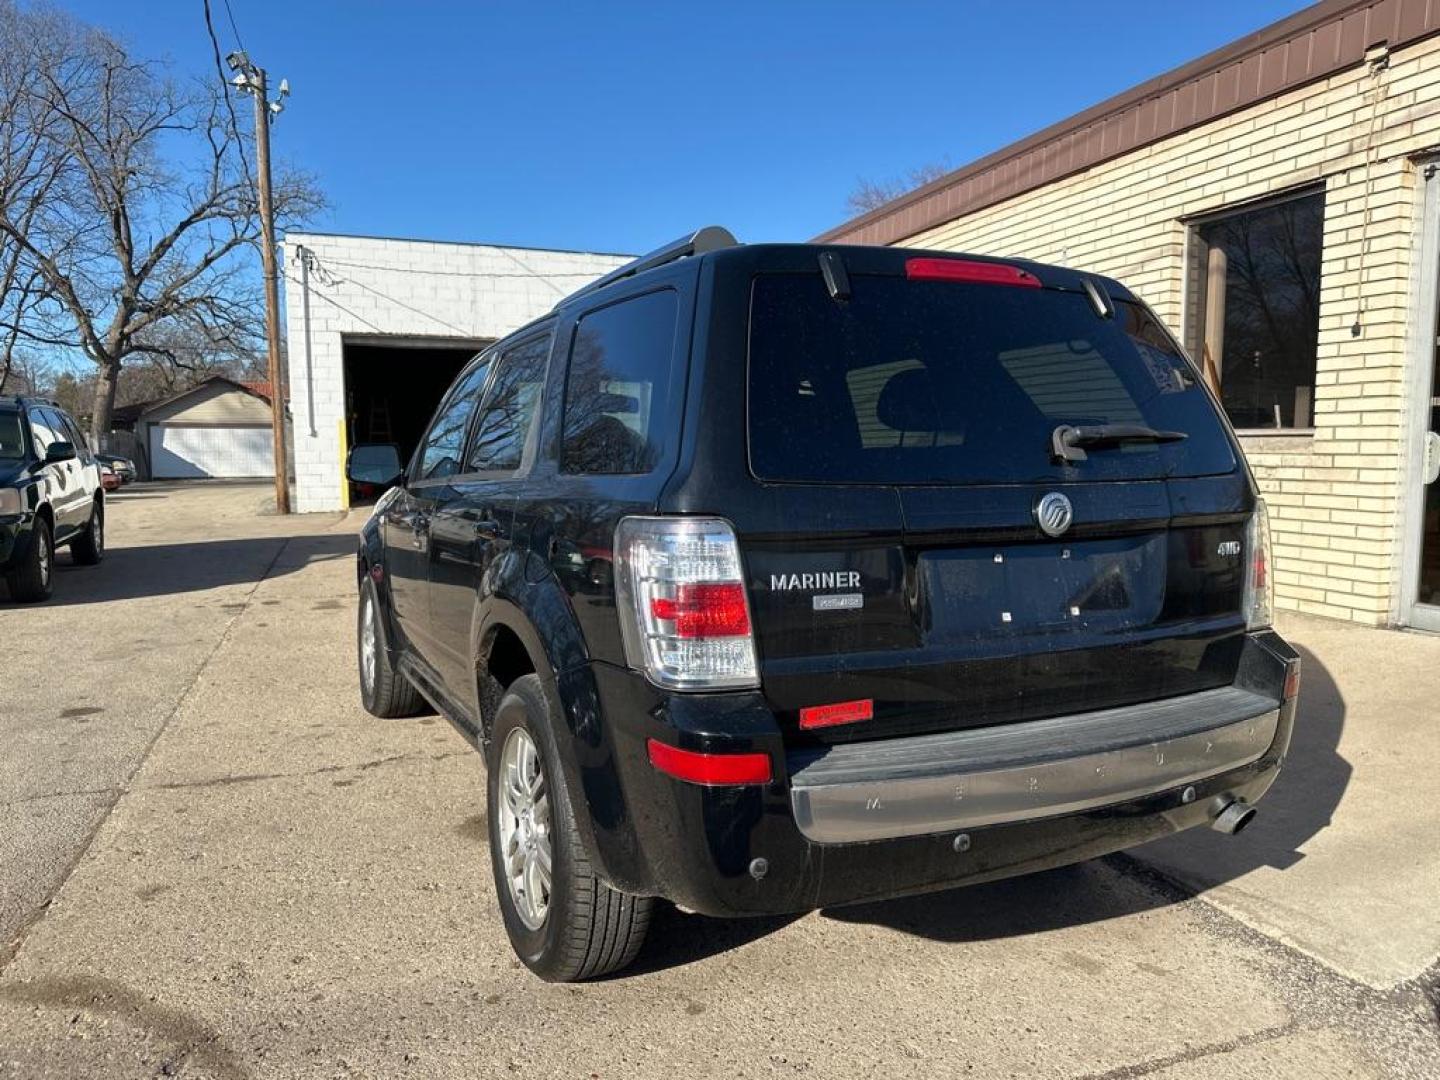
[28,408,57,456]
[416,359,491,481]
[466,334,552,473]
[561,289,678,475]
[55,411,90,458]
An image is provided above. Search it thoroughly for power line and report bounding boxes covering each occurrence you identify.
[311,253,615,281]
[202,0,253,186]
[341,275,471,336]
[495,245,566,297]
[282,270,383,333]
[221,0,248,54]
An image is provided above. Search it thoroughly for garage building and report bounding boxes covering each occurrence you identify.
[820,0,1440,631]
[281,233,630,513]
[116,376,278,480]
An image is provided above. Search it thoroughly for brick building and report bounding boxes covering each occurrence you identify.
[281,233,629,513]
[820,0,1440,631]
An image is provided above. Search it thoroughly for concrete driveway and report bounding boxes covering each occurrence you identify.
[0,483,1436,1079]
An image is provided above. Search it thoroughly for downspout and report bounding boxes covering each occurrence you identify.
[299,244,318,437]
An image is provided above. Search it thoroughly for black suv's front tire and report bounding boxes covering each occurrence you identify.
[357,576,424,718]
[7,516,54,603]
[487,674,652,981]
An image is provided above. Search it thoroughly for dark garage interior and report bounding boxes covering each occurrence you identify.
[343,339,488,472]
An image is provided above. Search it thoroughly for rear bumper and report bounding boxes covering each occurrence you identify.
[789,685,1279,844]
[572,630,1298,918]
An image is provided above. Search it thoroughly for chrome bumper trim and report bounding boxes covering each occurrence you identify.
[789,689,1280,844]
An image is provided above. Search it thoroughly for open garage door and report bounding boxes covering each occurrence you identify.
[343,341,486,471]
[149,423,275,479]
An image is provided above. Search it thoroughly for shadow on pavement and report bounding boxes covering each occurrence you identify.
[827,646,1349,944]
[624,905,804,978]
[0,534,355,607]
[631,649,1348,969]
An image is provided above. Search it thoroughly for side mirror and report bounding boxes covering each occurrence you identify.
[346,443,403,488]
[45,441,76,464]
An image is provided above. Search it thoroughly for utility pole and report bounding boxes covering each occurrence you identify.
[228,52,291,514]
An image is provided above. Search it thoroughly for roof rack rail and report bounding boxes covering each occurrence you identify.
[556,226,738,309]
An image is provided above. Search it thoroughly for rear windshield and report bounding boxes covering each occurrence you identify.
[0,410,23,460]
[748,273,1236,485]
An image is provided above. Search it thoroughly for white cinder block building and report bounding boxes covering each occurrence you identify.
[281,233,630,513]
[821,0,1440,631]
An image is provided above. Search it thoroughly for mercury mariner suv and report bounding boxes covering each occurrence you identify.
[349,228,1300,981]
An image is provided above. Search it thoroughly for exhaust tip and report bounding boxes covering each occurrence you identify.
[1210,797,1257,835]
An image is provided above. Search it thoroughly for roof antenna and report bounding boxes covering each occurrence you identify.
[818,251,850,301]
[1081,276,1113,318]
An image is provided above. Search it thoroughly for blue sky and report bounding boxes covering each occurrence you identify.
[61,1,1310,256]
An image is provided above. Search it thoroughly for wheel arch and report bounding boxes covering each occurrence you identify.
[474,582,648,894]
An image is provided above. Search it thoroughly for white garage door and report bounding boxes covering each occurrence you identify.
[149,424,274,479]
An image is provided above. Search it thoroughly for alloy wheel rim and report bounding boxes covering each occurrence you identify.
[497,726,552,930]
[94,510,103,555]
[360,595,377,692]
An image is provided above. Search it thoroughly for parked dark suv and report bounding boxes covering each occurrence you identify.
[350,229,1300,981]
[1,396,105,602]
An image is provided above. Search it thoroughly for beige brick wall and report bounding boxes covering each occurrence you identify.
[900,37,1440,625]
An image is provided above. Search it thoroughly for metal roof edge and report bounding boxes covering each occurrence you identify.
[817,0,1433,246]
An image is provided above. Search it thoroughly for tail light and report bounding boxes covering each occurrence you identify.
[614,517,759,690]
[1243,500,1273,630]
[1283,660,1301,702]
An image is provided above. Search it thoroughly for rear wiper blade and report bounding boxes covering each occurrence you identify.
[1051,423,1187,463]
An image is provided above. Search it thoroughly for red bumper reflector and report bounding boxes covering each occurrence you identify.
[646,739,772,786]
[1284,663,1301,701]
[905,257,1041,288]
[799,698,874,730]
[649,582,751,638]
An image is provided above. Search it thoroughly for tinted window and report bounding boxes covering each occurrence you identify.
[53,410,89,458]
[1185,190,1324,430]
[0,411,23,459]
[417,360,490,481]
[27,408,58,456]
[467,335,551,473]
[561,290,678,475]
[748,273,1236,485]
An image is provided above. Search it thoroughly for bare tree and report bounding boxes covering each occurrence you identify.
[846,161,950,215]
[0,3,67,393]
[0,1,320,440]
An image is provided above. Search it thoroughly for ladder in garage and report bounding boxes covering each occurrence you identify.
[367,397,394,443]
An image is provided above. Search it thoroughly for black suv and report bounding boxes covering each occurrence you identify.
[1,396,105,602]
[350,229,1299,981]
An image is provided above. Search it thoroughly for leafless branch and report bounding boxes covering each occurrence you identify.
[0,0,322,438]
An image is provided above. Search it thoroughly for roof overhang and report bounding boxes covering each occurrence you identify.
[818,0,1440,247]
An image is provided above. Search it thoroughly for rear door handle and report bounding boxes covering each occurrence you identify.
[472,519,500,540]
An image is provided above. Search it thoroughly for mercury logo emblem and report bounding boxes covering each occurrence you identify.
[1035,492,1074,537]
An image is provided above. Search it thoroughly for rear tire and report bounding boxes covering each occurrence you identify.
[487,674,652,981]
[8,517,53,603]
[71,499,104,565]
[358,577,424,718]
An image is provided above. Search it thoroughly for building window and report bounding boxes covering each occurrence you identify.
[1185,189,1324,430]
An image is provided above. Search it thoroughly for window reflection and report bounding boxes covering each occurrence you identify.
[1186,190,1324,430]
